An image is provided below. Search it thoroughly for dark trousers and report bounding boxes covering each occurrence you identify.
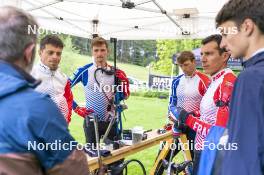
[83,117,118,145]
[181,127,196,159]
[83,117,123,175]
[193,150,202,175]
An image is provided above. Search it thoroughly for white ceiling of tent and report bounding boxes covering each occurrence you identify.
[1,0,228,39]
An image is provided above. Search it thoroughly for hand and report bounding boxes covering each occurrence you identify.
[168,105,182,121]
[168,105,189,124]
[172,123,182,136]
[74,106,94,118]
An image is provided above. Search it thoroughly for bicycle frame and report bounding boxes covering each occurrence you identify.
[150,133,192,175]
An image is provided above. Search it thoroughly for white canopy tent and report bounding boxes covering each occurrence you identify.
[1,0,228,40]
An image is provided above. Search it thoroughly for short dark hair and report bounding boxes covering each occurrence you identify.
[91,37,108,49]
[201,34,226,54]
[216,0,264,34]
[177,51,195,64]
[40,35,64,50]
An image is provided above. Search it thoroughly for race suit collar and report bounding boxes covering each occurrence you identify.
[184,70,197,79]
[243,49,264,68]
[251,48,264,58]
[211,68,230,81]
[39,61,56,75]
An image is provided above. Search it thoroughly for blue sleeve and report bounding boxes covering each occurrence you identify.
[70,63,92,109]
[70,67,84,88]
[28,96,77,170]
[169,75,183,106]
[220,70,264,175]
[198,126,225,175]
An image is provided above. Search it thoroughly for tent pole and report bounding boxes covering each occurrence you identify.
[24,0,92,36]
[150,0,190,35]
[26,0,61,11]
[110,38,118,86]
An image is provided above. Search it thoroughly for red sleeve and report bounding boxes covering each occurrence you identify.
[213,73,236,126]
[116,69,130,99]
[197,71,211,96]
[186,115,211,137]
[186,72,236,136]
[64,80,73,123]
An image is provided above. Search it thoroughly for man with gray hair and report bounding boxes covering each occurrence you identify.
[0,6,90,175]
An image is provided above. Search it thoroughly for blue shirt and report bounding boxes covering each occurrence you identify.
[220,51,264,175]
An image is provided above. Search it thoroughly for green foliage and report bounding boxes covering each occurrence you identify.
[154,40,177,75]
[37,33,80,55]
[61,36,157,67]
[131,90,169,99]
[154,39,202,75]
[71,36,90,55]
[63,36,79,54]
[117,40,157,67]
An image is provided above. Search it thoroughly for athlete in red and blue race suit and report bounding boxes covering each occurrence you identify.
[169,51,210,160]
[70,37,130,147]
[155,51,210,175]
[31,35,73,124]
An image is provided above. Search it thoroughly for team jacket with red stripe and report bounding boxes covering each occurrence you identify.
[70,62,130,121]
[31,62,73,123]
[185,68,236,150]
[170,70,210,135]
[170,70,210,113]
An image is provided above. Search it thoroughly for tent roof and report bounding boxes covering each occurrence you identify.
[1,0,228,40]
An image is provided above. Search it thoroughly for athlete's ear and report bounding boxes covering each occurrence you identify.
[222,51,230,64]
[241,18,254,37]
[23,43,35,65]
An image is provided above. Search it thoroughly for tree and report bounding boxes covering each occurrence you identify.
[154,39,201,75]
[71,36,90,55]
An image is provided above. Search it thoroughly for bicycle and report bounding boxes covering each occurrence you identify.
[150,125,193,175]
